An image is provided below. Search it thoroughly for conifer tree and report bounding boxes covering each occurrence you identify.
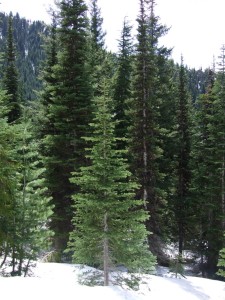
[190,68,219,277]
[37,12,58,142]
[3,13,20,123]
[201,46,225,276]
[89,0,106,97]
[191,52,225,277]
[0,90,16,268]
[42,0,92,253]
[113,18,133,150]
[10,110,53,276]
[0,95,53,275]
[67,78,155,287]
[174,57,191,256]
[129,0,170,256]
[89,0,105,51]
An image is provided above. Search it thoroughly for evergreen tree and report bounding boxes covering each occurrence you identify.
[200,46,225,277]
[11,110,53,276]
[89,0,105,51]
[67,79,155,287]
[191,50,225,277]
[0,90,15,268]
[129,0,170,257]
[190,68,218,277]
[113,18,133,150]
[0,101,53,276]
[3,13,20,123]
[42,0,92,253]
[37,12,58,142]
[0,13,48,101]
[174,57,191,256]
[89,0,106,97]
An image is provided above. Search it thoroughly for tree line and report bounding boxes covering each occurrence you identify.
[0,0,225,282]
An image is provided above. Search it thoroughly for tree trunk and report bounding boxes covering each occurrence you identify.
[103,212,109,286]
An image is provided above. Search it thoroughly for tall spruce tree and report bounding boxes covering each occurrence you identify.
[130,0,170,258]
[191,48,225,277]
[42,0,92,253]
[89,0,105,51]
[174,57,191,256]
[89,0,106,97]
[201,46,225,277]
[190,68,219,277]
[3,13,20,123]
[37,12,58,143]
[113,18,133,151]
[67,78,155,287]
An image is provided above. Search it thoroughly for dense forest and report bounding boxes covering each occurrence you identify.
[0,0,225,283]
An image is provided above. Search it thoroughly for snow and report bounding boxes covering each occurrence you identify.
[1,262,225,300]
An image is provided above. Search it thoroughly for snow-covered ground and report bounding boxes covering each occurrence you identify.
[1,262,225,300]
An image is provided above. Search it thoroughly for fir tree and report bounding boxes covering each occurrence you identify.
[113,18,133,151]
[191,49,225,277]
[199,46,225,277]
[11,110,53,276]
[129,0,170,257]
[190,68,219,277]
[67,79,155,287]
[174,57,191,255]
[0,98,53,275]
[0,90,16,268]
[3,13,20,123]
[89,0,106,97]
[42,0,92,253]
[89,0,105,51]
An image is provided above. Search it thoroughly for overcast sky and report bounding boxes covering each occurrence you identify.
[0,0,225,69]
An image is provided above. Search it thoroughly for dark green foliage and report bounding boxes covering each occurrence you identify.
[42,0,92,252]
[188,67,210,103]
[88,0,107,97]
[113,18,133,150]
[89,0,106,51]
[0,12,48,101]
[129,0,170,255]
[191,58,225,277]
[67,80,155,286]
[3,14,20,123]
[174,57,191,255]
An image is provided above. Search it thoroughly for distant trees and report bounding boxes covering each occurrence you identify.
[0,12,48,101]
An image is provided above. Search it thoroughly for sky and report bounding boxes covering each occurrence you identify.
[0,0,225,69]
